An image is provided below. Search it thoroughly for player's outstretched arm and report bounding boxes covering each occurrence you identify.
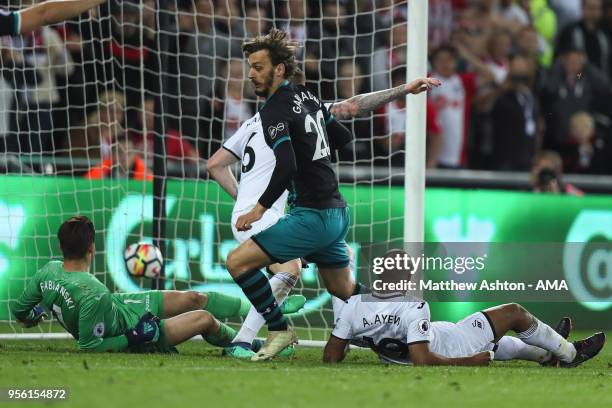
[323,335,350,363]
[408,342,492,366]
[207,148,240,200]
[12,271,44,325]
[18,0,105,35]
[330,78,442,120]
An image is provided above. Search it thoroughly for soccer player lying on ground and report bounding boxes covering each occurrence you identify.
[11,216,302,352]
[323,281,606,367]
[1,0,105,37]
[207,66,439,359]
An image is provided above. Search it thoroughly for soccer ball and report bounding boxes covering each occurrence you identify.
[124,242,163,279]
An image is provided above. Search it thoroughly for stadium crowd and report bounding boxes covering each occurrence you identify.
[1,0,611,178]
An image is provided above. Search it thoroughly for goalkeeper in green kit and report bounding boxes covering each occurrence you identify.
[12,216,305,352]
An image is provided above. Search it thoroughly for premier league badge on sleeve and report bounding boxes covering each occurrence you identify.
[418,319,430,334]
[93,322,105,338]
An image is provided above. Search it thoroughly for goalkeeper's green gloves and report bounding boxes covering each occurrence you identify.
[125,312,161,347]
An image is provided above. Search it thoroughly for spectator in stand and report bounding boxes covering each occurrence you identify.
[491,54,540,171]
[484,30,513,85]
[134,99,200,169]
[315,0,357,97]
[67,91,125,162]
[561,111,610,174]
[54,22,89,134]
[525,0,558,68]
[463,0,509,36]
[243,3,270,37]
[354,0,388,78]
[449,25,503,168]
[549,0,583,33]
[516,26,549,80]
[429,0,454,51]
[275,0,323,90]
[604,0,612,68]
[374,0,407,28]
[530,150,584,195]
[0,39,40,153]
[556,0,610,78]
[215,0,242,37]
[164,0,196,134]
[180,0,242,150]
[220,59,255,138]
[14,25,74,162]
[372,18,407,91]
[465,28,514,166]
[541,47,610,150]
[84,138,152,180]
[428,45,479,168]
[109,1,159,123]
[277,0,311,62]
[497,0,531,32]
[332,60,373,162]
[375,68,442,168]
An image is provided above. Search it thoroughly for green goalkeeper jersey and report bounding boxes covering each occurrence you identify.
[13,261,134,351]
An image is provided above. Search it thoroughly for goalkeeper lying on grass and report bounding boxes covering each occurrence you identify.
[12,215,305,352]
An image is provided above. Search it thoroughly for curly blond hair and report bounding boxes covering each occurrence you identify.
[242,28,301,79]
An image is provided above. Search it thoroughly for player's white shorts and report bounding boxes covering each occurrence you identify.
[429,312,497,358]
[231,207,285,243]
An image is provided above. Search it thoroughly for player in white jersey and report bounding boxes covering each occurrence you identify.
[207,72,441,359]
[324,294,605,367]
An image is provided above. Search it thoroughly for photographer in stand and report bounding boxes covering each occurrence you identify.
[530,151,584,196]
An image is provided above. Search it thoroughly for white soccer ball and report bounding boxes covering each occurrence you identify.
[124,242,163,279]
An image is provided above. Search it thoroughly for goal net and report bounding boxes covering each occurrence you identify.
[0,0,409,343]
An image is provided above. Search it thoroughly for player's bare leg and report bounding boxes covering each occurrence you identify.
[483,303,605,367]
[163,310,236,347]
[226,239,297,361]
[226,239,271,276]
[161,290,250,319]
[330,244,355,324]
[227,258,304,359]
[318,264,364,302]
[161,291,207,318]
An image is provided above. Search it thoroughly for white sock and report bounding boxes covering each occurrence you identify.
[517,319,576,363]
[332,296,346,327]
[494,336,552,363]
[233,272,297,344]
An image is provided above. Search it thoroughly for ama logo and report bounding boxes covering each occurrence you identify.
[563,210,612,311]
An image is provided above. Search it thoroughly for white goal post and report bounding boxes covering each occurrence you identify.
[404,0,428,245]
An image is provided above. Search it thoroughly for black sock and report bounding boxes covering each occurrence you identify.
[234,269,287,331]
[352,282,366,296]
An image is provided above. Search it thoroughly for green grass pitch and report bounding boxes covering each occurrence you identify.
[1,331,610,408]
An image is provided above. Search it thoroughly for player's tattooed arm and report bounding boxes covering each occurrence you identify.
[330,78,441,120]
[408,343,492,366]
[323,335,350,363]
[207,148,239,200]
